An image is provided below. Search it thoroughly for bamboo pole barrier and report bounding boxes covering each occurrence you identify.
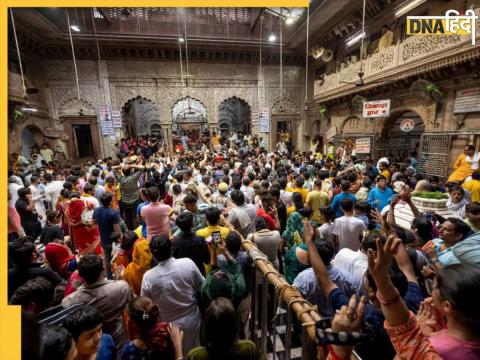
[241,239,326,359]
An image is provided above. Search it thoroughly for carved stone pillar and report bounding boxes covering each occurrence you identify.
[160,125,172,153]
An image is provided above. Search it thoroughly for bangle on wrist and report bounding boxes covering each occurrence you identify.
[376,288,400,306]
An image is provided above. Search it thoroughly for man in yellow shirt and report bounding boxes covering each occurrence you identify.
[463,171,480,202]
[196,207,230,273]
[286,177,309,204]
[306,179,330,224]
[40,143,54,163]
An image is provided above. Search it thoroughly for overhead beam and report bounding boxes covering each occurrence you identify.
[95,8,112,26]
[250,8,264,33]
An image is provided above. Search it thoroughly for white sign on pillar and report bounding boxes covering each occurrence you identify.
[258,107,270,133]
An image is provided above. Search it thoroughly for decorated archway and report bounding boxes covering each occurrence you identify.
[171,96,208,150]
[217,97,251,134]
[122,96,160,137]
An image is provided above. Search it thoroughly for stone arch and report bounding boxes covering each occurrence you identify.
[218,96,252,134]
[380,109,425,138]
[122,96,160,136]
[340,115,362,134]
[58,98,97,118]
[271,97,299,115]
[171,96,208,134]
[20,125,44,158]
[307,119,322,136]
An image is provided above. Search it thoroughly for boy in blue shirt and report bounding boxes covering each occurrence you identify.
[367,175,394,212]
[331,180,357,217]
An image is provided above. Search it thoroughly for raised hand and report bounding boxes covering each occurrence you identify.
[367,234,401,284]
[332,295,367,333]
[417,298,444,336]
[400,189,412,203]
[303,218,316,245]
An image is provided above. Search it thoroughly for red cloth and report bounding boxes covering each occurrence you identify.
[214,154,224,163]
[64,271,86,297]
[8,206,22,234]
[163,193,173,207]
[45,242,76,276]
[56,198,70,236]
[256,208,276,231]
[65,199,102,256]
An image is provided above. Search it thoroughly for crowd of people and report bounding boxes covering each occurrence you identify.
[7,134,480,359]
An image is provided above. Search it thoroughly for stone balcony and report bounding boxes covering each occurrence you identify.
[314,18,480,103]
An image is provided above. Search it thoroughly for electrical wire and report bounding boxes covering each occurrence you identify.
[359,0,366,72]
[304,4,310,103]
[91,8,106,106]
[279,8,283,101]
[9,9,26,98]
[177,11,184,89]
[66,10,81,100]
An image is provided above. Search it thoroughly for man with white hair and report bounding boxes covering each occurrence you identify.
[8,175,24,207]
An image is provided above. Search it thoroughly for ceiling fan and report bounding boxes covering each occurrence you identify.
[339,71,386,87]
[338,0,387,88]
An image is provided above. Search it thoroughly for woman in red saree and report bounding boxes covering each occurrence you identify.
[65,193,103,256]
[55,189,71,237]
[45,241,77,279]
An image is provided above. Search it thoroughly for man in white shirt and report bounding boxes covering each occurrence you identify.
[294,239,357,316]
[240,177,255,204]
[278,177,293,208]
[8,175,24,207]
[141,235,204,354]
[44,173,64,209]
[333,198,367,251]
[332,233,381,294]
[81,183,100,208]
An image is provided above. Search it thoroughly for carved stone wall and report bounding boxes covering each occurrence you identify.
[41,59,305,155]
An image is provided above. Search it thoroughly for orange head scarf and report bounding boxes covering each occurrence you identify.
[123,239,153,295]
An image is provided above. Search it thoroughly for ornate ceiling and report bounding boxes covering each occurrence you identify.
[9,2,402,66]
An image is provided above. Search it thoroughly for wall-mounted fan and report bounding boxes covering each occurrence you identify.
[318,105,328,118]
[410,79,444,104]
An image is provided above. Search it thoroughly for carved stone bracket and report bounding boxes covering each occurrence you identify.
[271,97,300,115]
